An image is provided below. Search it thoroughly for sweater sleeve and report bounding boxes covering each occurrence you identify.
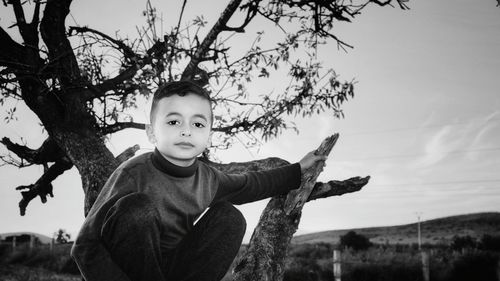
[71,168,136,281]
[212,163,302,205]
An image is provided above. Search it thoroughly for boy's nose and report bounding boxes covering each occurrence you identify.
[180,129,191,137]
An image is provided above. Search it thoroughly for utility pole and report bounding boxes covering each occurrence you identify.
[416,212,422,250]
[416,212,430,281]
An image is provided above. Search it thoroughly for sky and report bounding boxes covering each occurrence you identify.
[1,0,499,243]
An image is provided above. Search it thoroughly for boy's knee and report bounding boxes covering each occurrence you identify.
[103,193,159,232]
[210,202,246,234]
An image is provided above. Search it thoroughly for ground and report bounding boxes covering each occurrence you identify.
[0,264,80,281]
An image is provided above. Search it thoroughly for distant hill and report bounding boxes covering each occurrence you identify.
[292,212,500,245]
[0,232,52,244]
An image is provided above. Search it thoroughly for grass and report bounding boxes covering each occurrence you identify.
[0,264,80,281]
[0,243,80,281]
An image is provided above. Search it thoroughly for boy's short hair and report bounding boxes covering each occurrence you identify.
[150,80,213,125]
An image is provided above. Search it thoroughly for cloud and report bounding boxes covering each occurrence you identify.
[470,110,500,151]
[414,125,458,167]
[411,111,500,169]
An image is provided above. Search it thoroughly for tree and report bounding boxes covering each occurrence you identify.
[450,235,477,251]
[1,0,410,279]
[339,231,372,251]
[54,228,71,244]
[479,234,500,252]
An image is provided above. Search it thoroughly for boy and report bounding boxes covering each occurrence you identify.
[71,81,326,281]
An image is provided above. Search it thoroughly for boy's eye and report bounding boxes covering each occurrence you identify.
[193,122,205,128]
[167,120,180,125]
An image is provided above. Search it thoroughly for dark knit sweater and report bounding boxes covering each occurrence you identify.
[71,149,301,281]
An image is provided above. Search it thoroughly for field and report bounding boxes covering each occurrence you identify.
[1,212,499,280]
[292,212,500,245]
[281,242,500,281]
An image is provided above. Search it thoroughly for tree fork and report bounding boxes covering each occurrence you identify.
[232,134,369,281]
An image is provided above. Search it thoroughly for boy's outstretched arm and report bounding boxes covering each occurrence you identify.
[298,150,328,173]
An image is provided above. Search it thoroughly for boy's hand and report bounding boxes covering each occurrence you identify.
[299,150,328,173]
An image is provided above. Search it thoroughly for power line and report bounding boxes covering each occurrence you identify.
[334,147,500,162]
[289,116,500,141]
[369,179,500,187]
[340,116,500,137]
[358,192,500,201]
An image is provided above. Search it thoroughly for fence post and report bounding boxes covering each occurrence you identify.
[50,238,54,252]
[497,259,500,280]
[29,234,34,251]
[333,249,341,281]
[421,251,430,281]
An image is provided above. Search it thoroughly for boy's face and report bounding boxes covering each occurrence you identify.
[147,93,212,167]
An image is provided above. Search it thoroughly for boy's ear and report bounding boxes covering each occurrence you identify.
[146,124,156,144]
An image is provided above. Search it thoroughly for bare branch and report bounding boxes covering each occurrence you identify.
[115,144,140,164]
[181,0,243,80]
[17,157,73,216]
[88,65,140,97]
[223,0,259,32]
[0,27,28,70]
[68,26,137,60]
[1,137,73,216]
[206,156,290,174]
[100,121,146,135]
[369,0,410,10]
[308,176,370,201]
[1,137,64,164]
[213,97,264,107]
[212,118,254,134]
[0,153,33,168]
[9,0,40,48]
[40,0,82,86]
[10,0,28,35]
[32,0,42,26]
[86,38,174,98]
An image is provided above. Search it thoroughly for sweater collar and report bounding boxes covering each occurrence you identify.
[151,148,199,178]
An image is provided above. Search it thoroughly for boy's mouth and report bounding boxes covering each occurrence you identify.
[175,142,195,148]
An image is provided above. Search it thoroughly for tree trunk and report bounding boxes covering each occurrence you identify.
[233,195,301,281]
[51,129,118,215]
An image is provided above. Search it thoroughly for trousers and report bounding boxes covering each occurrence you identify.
[101,193,246,281]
